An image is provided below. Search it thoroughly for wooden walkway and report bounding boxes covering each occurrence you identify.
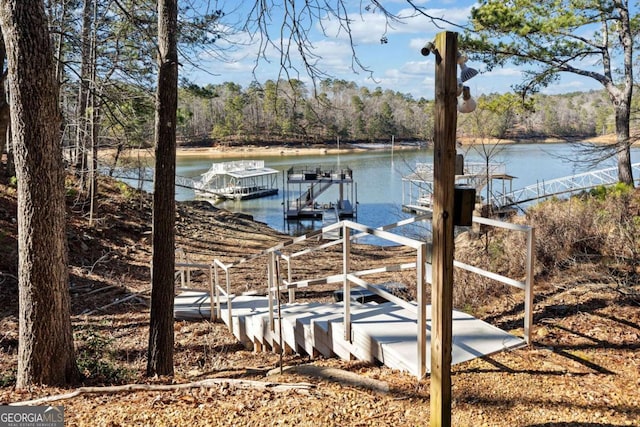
[175,291,525,377]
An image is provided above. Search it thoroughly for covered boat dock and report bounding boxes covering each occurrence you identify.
[194,160,279,200]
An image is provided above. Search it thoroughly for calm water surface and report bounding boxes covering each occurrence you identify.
[171,144,640,238]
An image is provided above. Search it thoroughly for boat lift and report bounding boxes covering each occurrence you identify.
[402,161,515,214]
[284,166,357,222]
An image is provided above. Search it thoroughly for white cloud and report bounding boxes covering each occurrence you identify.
[486,67,522,77]
[316,3,473,47]
[308,40,354,73]
[186,1,607,99]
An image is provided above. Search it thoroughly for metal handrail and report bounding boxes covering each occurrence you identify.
[174,249,215,322]
[264,221,430,375]
[212,259,233,329]
[496,162,640,208]
[199,211,534,378]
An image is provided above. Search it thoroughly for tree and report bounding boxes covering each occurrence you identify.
[0,0,78,386]
[0,35,9,174]
[147,0,178,377]
[475,93,531,139]
[465,0,636,185]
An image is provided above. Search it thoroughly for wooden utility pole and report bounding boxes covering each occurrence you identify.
[430,31,458,427]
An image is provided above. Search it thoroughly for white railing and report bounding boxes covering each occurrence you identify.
[174,248,215,322]
[202,160,264,177]
[178,212,535,379]
[414,161,506,177]
[496,162,640,208]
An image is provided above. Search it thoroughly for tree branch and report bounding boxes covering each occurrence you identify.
[10,378,316,406]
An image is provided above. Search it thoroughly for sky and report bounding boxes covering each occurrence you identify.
[182,0,605,100]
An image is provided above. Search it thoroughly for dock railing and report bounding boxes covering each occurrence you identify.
[458,215,535,341]
[181,211,535,379]
[174,248,215,322]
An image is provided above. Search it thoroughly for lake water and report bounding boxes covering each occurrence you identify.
[135,143,640,240]
[167,143,640,240]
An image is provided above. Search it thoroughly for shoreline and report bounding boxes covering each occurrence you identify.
[100,134,621,161]
[175,143,419,158]
[100,142,423,161]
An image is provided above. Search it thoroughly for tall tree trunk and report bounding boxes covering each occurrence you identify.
[0,35,9,171]
[615,104,634,186]
[74,0,93,183]
[52,0,67,86]
[88,5,99,226]
[0,85,8,172]
[147,0,178,377]
[0,0,78,387]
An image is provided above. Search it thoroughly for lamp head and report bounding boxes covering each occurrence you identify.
[420,42,435,56]
[460,64,479,82]
[458,86,476,114]
[457,52,479,82]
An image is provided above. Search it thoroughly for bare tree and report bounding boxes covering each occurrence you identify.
[0,34,9,172]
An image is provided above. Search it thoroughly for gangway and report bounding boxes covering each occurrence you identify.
[495,162,640,209]
[295,180,334,208]
[103,167,214,195]
[174,213,534,379]
[321,206,340,240]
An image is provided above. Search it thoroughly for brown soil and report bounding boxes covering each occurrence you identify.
[0,175,639,426]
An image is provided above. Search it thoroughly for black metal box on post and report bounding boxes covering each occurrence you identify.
[454,185,475,226]
[455,154,464,175]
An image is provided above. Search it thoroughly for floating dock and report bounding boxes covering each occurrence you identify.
[194,160,278,201]
[284,166,356,220]
[174,291,525,377]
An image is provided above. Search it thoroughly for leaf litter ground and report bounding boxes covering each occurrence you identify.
[0,177,638,426]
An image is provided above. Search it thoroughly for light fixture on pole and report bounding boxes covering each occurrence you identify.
[420,42,435,56]
[458,85,476,114]
[456,52,478,114]
[420,41,441,62]
[457,52,478,82]
[456,78,464,97]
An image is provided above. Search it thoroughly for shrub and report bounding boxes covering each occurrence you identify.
[522,187,639,281]
[114,181,136,200]
[75,327,131,384]
[526,197,606,272]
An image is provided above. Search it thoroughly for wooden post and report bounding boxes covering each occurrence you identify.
[524,227,535,344]
[343,224,351,342]
[430,31,458,427]
[417,242,428,377]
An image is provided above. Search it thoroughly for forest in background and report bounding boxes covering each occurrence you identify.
[95,78,629,152]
